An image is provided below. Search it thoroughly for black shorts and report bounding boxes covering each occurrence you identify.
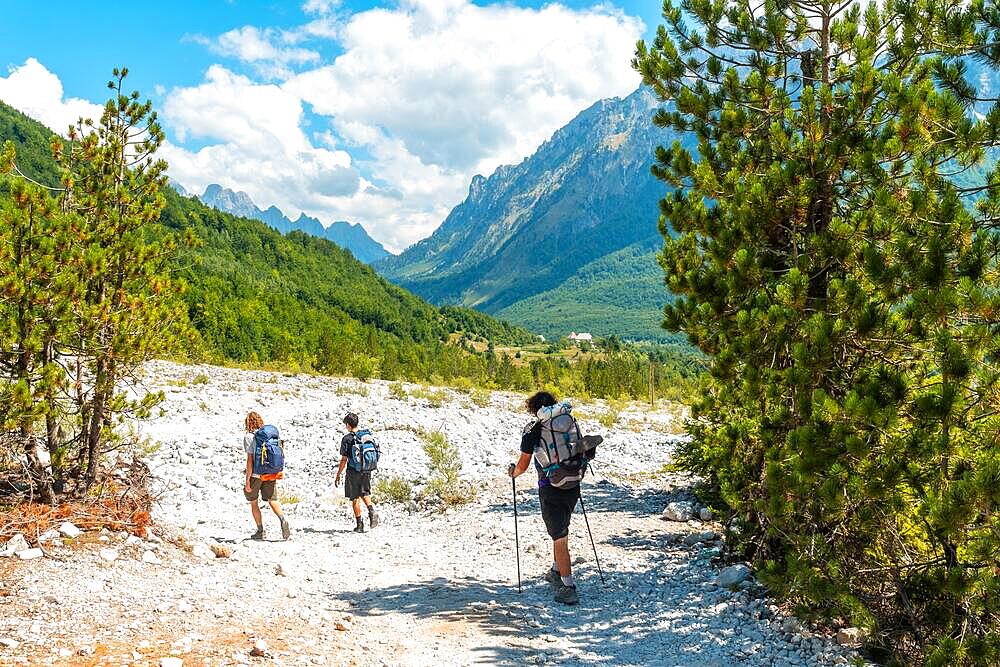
[345,470,372,500]
[245,478,276,502]
[539,484,580,540]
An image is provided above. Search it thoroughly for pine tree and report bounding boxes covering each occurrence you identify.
[0,146,81,502]
[52,68,189,491]
[635,0,1000,662]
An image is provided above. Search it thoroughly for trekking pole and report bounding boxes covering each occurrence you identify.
[509,464,522,594]
[578,491,606,585]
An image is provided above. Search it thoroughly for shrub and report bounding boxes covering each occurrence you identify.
[374,475,413,504]
[470,387,492,408]
[192,373,210,385]
[411,386,447,408]
[350,355,379,382]
[335,384,369,397]
[388,382,408,401]
[418,430,476,507]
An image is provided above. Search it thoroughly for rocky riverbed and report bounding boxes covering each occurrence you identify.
[0,361,868,666]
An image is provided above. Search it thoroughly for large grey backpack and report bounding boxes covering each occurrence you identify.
[532,403,588,489]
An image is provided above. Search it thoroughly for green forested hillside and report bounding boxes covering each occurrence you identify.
[497,238,681,342]
[0,99,533,381]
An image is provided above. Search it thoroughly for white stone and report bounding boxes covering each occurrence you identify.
[160,658,183,667]
[0,638,19,649]
[699,507,714,521]
[716,564,751,589]
[2,534,30,556]
[662,501,696,522]
[142,550,163,565]
[16,548,44,560]
[57,522,82,539]
[37,529,60,544]
[99,548,119,562]
[191,543,214,560]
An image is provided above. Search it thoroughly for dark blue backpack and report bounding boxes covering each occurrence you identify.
[252,425,284,476]
[348,429,379,472]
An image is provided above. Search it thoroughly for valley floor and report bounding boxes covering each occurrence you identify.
[1,362,863,666]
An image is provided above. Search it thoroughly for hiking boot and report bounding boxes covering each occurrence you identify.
[280,517,291,540]
[353,522,365,533]
[369,508,379,528]
[544,568,561,588]
[554,584,579,606]
[250,527,264,541]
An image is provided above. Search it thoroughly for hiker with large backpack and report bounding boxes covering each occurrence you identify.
[335,412,380,533]
[242,411,291,541]
[508,391,600,605]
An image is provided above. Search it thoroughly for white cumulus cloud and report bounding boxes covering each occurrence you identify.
[286,0,644,175]
[4,1,646,253]
[0,58,104,135]
[159,65,362,220]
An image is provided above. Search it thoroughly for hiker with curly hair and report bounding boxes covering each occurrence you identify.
[509,391,600,606]
[242,411,291,541]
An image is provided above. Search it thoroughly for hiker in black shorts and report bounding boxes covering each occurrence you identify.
[335,412,379,533]
[509,391,588,606]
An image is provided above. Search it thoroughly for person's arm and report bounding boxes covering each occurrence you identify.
[510,424,538,477]
[509,452,532,478]
[245,453,253,493]
[335,456,348,486]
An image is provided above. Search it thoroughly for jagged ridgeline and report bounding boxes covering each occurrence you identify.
[378,87,692,342]
[0,100,534,381]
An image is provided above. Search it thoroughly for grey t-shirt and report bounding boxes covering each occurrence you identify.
[243,433,260,478]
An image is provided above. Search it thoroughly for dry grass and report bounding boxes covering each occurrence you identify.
[0,460,154,547]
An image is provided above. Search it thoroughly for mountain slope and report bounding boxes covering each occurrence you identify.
[0,98,535,381]
[199,183,391,264]
[496,237,675,341]
[378,88,685,337]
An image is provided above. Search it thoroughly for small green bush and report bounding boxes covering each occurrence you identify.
[411,386,447,408]
[470,387,492,407]
[598,398,629,429]
[419,429,476,506]
[192,373,210,385]
[374,475,413,504]
[336,384,369,397]
[388,382,408,400]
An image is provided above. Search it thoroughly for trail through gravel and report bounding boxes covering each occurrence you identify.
[1,362,865,666]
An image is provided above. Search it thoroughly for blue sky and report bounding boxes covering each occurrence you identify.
[1,1,661,251]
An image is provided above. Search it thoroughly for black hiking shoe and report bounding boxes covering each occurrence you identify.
[280,517,291,540]
[544,568,561,588]
[554,584,579,606]
[353,522,365,533]
[369,508,379,528]
[250,527,264,541]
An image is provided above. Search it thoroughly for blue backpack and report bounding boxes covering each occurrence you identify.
[348,429,379,472]
[252,425,284,476]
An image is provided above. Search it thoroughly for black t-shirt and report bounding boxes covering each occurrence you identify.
[520,422,541,455]
[520,422,545,483]
[340,433,356,459]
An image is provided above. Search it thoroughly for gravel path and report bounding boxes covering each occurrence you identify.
[0,362,864,666]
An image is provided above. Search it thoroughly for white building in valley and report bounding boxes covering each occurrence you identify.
[568,332,593,343]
